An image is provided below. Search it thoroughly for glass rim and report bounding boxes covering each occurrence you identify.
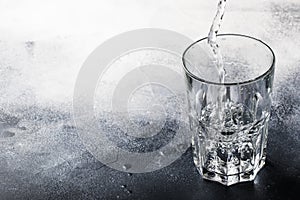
[182,33,275,86]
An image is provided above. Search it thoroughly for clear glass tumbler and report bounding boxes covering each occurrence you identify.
[182,34,275,186]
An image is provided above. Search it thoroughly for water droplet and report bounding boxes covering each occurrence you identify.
[122,164,131,170]
[116,195,120,199]
[126,190,132,194]
[121,185,132,194]
[127,173,132,176]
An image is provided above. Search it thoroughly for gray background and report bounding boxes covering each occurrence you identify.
[0,0,299,199]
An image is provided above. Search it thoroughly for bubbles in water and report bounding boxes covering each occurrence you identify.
[195,100,270,181]
[240,143,254,161]
[217,144,228,162]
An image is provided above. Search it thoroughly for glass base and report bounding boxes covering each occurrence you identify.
[197,157,266,186]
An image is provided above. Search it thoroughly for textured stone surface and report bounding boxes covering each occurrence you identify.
[0,0,299,199]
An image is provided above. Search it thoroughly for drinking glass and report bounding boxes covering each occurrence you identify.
[182,34,275,186]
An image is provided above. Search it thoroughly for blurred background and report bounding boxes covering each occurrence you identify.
[0,0,299,104]
[0,0,299,199]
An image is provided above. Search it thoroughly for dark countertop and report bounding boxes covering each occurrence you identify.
[0,1,300,199]
[0,88,299,200]
[1,33,300,200]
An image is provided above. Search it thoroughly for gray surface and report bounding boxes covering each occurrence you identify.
[1,83,299,200]
[0,0,300,199]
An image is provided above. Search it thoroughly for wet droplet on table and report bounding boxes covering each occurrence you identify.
[122,164,131,170]
[126,190,132,194]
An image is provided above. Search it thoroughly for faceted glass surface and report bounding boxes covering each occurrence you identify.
[183,34,275,186]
